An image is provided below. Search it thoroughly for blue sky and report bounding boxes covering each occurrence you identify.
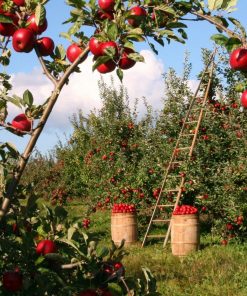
[2,0,247,154]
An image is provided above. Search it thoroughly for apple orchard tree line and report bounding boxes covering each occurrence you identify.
[0,0,247,294]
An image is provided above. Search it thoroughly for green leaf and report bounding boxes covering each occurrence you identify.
[228,17,246,39]
[155,4,176,15]
[126,34,145,42]
[6,96,22,108]
[23,90,34,107]
[178,28,188,40]
[208,0,224,10]
[5,142,19,158]
[127,28,143,35]
[92,56,112,71]
[44,253,64,262]
[55,45,66,60]
[153,36,164,47]
[166,22,187,29]
[97,247,109,258]
[128,53,145,63]
[211,33,229,46]
[57,238,88,258]
[54,206,68,220]
[68,226,76,241]
[116,68,123,82]
[221,0,238,11]
[0,15,13,23]
[35,256,45,266]
[35,3,46,26]
[149,43,158,55]
[225,37,242,52]
[106,23,118,41]
[59,32,73,43]
[37,225,48,237]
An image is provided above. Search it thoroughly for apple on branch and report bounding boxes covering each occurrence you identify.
[36,37,54,56]
[66,43,88,63]
[13,0,26,6]
[98,0,115,12]
[26,14,48,35]
[0,13,19,36]
[241,90,247,108]
[118,48,136,70]
[36,239,57,255]
[89,37,103,56]
[97,60,116,73]
[229,47,247,71]
[3,270,23,292]
[127,6,147,27]
[12,28,35,53]
[11,113,32,132]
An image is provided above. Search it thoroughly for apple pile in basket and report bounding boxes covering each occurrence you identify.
[112,203,136,213]
[173,205,198,215]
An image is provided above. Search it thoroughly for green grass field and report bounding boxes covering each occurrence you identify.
[65,202,247,296]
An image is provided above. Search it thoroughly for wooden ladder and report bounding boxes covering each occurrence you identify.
[141,50,217,248]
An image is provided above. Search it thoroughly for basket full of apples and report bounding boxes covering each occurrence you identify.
[171,205,200,257]
[111,203,137,246]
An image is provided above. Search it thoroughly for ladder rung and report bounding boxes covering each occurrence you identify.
[177,147,191,150]
[147,235,166,238]
[166,189,179,192]
[158,204,174,207]
[152,219,170,223]
[181,134,194,136]
[185,121,198,124]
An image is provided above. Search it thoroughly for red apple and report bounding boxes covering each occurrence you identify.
[66,43,88,63]
[98,0,115,12]
[12,28,35,53]
[3,271,23,292]
[96,9,114,20]
[89,37,102,56]
[0,0,3,12]
[119,47,136,69]
[229,48,247,71]
[13,0,26,5]
[97,60,116,73]
[26,14,47,35]
[226,223,234,230]
[36,37,54,56]
[0,13,18,36]
[221,239,228,246]
[36,239,57,255]
[11,113,32,131]
[79,289,97,296]
[127,6,147,27]
[100,41,118,57]
[241,90,247,108]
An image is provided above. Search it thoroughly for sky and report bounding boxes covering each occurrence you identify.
[1,0,247,155]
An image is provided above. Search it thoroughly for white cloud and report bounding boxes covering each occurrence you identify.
[8,50,165,132]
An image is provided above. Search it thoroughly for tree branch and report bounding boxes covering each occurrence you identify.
[61,260,86,269]
[34,47,58,87]
[191,11,243,42]
[0,46,90,218]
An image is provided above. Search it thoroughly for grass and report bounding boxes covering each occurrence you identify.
[65,201,247,296]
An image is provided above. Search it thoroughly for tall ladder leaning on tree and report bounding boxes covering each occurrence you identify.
[142,49,217,248]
